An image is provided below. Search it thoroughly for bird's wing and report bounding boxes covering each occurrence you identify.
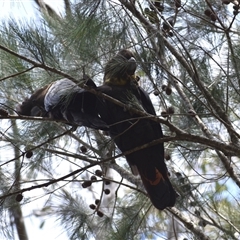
[138,86,157,115]
[17,78,108,131]
[45,78,108,130]
[44,78,79,112]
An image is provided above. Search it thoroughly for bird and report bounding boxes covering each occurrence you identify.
[16,75,108,131]
[96,49,177,210]
[16,49,177,209]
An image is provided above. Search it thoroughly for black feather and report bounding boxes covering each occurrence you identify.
[17,77,108,131]
[97,49,177,210]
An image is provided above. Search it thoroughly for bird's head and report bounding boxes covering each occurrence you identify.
[104,49,138,85]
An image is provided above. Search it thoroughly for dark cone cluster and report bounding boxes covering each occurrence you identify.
[165,153,171,161]
[204,9,217,21]
[162,83,172,95]
[233,4,240,15]
[80,146,87,153]
[89,204,96,210]
[153,89,160,96]
[0,108,9,116]
[96,211,104,217]
[104,189,110,195]
[16,193,23,202]
[88,199,104,217]
[161,106,175,118]
[25,151,33,158]
[95,169,103,177]
[150,1,164,12]
[174,0,181,8]
[81,171,102,188]
[165,87,172,95]
[104,180,111,185]
[95,199,100,205]
[82,180,92,188]
[90,176,97,182]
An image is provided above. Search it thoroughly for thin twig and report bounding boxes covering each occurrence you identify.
[0,66,35,82]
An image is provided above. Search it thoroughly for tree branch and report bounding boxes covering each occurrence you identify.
[168,207,210,240]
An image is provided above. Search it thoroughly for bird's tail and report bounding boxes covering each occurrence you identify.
[138,167,177,210]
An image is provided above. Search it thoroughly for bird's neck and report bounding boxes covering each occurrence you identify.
[104,75,139,86]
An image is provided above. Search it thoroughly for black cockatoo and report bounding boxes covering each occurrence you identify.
[97,49,177,210]
[16,76,108,130]
[16,49,177,210]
